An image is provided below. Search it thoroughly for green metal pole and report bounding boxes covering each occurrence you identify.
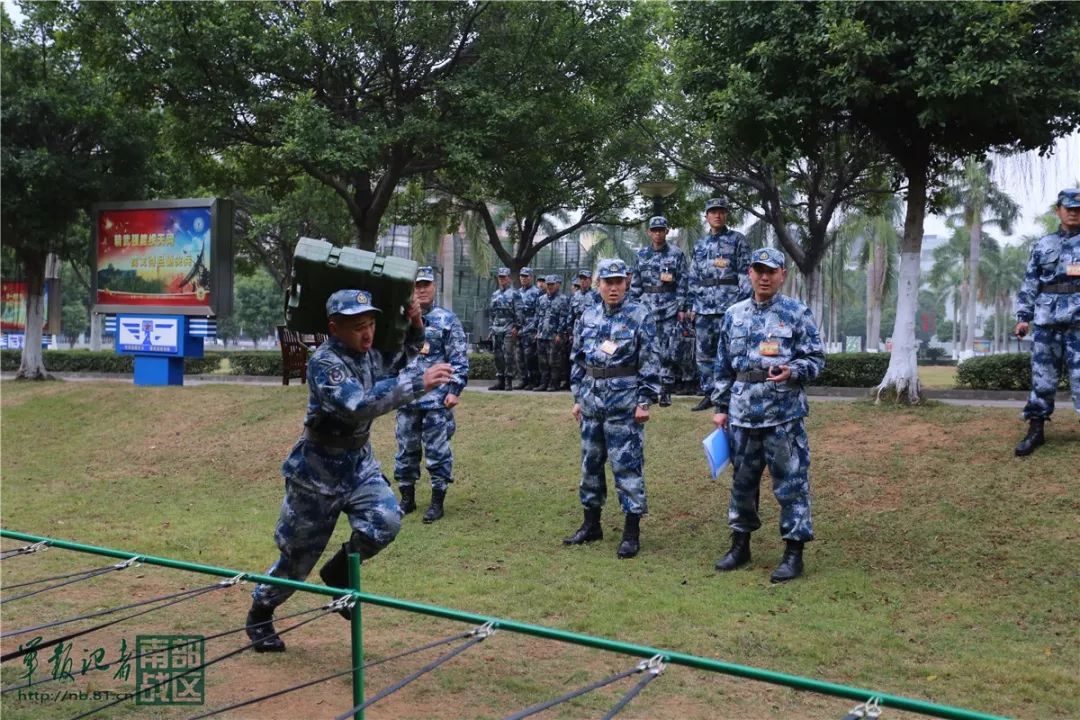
[348,552,364,720]
[0,528,1006,720]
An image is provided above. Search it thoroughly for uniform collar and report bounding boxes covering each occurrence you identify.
[328,335,367,360]
[709,227,728,238]
[1059,224,1080,238]
[603,298,626,315]
[751,293,782,311]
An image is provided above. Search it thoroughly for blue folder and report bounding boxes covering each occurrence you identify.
[703,428,730,479]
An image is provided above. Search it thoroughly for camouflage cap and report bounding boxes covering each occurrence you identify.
[546,274,562,284]
[705,198,728,211]
[496,267,511,277]
[519,267,533,277]
[648,215,668,229]
[577,269,593,278]
[416,266,435,283]
[596,258,629,279]
[326,289,381,317]
[750,247,785,269]
[1057,188,1080,208]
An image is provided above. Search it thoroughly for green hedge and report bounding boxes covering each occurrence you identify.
[1,349,229,375]
[227,352,283,377]
[956,353,1069,391]
[814,352,891,388]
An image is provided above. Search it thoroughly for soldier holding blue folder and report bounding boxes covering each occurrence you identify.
[710,248,824,583]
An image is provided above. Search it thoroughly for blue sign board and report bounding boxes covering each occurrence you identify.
[114,314,205,386]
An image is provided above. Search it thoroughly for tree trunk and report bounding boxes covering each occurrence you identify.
[966,222,981,354]
[90,312,103,351]
[866,239,886,351]
[806,266,825,332]
[951,293,960,359]
[16,251,53,380]
[876,167,926,403]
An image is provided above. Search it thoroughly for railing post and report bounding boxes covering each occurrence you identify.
[348,552,364,720]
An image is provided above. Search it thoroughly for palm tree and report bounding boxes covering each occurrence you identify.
[941,158,1020,354]
[979,241,1028,353]
[835,199,901,350]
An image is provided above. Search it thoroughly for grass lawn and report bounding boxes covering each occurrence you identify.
[916,365,958,390]
[1,381,1076,719]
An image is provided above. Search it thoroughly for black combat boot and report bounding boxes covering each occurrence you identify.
[319,534,381,620]
[423,488,446,523]
[690,396,713,412]
[514,379,529,390]
[616,513,641,559]
[399,485,417,514]
[245,603,286,652]
[504,379,515,392]
[659,385,672,407]
[714,531,751,572]
[1014,419,1045,457]
[770,540,804,583]
[489,378,505,391]
[563,507,603,545]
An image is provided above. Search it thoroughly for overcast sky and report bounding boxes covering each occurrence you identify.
[4,0,1074,248]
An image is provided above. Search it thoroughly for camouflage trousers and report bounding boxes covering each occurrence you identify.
[491,330,514,381]
[579,412,647,515]
[251,474,402,609]
[676,322,697,386]
[654,316,681,389]
[695,313,724,393]
[516,332,540,385]
[728,418,814,541]
[537,337,568,388]
[394,407,456,491]
[1022,323,1080,420]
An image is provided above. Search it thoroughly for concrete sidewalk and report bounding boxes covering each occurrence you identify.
[3,372,1070,409]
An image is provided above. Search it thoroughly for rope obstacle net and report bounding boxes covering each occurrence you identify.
[0,529,1006,720]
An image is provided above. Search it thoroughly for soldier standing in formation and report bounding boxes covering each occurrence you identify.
[514,267,543,390]
[711,248,824,583]
[537,274,572,391]
[487,267,518,392]
[570,270,600,387]
[395,267,470,523]
[630,215,689,407]
[564,258,660,559]
[688,198,752,411]
[247,289,452,652]
[1013,188,1080,456]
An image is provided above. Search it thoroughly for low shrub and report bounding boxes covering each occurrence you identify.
[814,353,891,387]
[956,353,1069,391]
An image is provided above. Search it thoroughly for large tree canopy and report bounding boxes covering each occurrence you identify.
[1,4,158,377]
[672,1,1080,401]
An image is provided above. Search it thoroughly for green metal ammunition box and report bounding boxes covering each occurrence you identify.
[285,237,418,352]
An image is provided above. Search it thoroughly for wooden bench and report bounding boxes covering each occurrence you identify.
[277,325,326,386]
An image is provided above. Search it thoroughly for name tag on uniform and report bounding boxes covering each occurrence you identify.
[660,272,674,283]
[759,340,780,356]
[1067,263,1080,277]
[420,342,431,355]
[599,339,618,355]
[712,258,729,269]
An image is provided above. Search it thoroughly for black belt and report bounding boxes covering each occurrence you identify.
[303,428,370,450]
[698,278,738,287]
[1042,282,1080,294]
[641,285,670,293]
[736,370,769,383]
[586,366,637,379]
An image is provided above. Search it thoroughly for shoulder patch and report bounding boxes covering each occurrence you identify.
[326,366,346,385]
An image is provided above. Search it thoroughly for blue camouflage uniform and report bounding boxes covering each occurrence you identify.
[570,273,601,387]
[395,269,470,493]
[630,216,690,391]
[252,289,426,611]
[571,259,661,515]
[711,248,824,542]
[515,267,543,387]
[537,275,572,389]
[488,267,518,385]
[1015,189,1080,420]
[689,199,752,392]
